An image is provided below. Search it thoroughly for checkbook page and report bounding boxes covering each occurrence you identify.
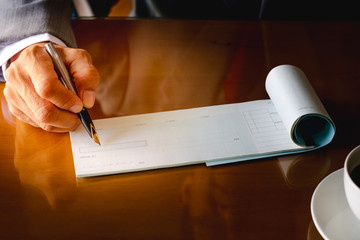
[70,100,304,177]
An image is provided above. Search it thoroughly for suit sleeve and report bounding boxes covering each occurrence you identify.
[0,0,76,53]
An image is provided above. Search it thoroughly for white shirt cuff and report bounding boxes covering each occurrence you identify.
[0,33,67,81]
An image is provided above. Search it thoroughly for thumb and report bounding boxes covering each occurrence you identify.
[61,47,100,108]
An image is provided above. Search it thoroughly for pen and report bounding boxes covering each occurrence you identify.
[45,42,101,146]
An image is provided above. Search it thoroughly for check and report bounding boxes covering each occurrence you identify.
[70,65,335,177]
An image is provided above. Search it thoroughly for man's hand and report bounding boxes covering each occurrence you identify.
[3,42,100,132]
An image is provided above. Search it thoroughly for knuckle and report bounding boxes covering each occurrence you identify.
[39,123,54,132]
[3,86,18,106]
[28,44,45,55]
[69,122,80,132]
[5,65,23,83]
[85,68,100,86]
[79,67,100,86]
[35,104,54,125]
[7,105,36,127]
[22,44,44,62]
[77,49,91,59]
[3,86,10,99]
[7,105,20,117]
[35,80,56,99]
[69,48,90,63]
[58,99,74,111]
[57,91,79,111]
[4,68,15,80]
[90,67,100,80]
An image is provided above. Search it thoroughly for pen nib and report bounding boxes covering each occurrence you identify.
[90,123,101,146]
[93,133,101,146]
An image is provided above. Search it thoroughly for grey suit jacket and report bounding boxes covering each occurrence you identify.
[0,0,76,80]
[0,0,76,54]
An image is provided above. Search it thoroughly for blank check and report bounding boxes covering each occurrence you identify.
[70,65,335,177]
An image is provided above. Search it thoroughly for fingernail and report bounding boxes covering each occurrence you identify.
[70,103,83,113]
[83,90,96,108]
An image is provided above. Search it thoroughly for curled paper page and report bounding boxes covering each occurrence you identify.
[265,65,335,147]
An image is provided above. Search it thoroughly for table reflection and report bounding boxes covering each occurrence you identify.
[13,121,77,210]
[277,151,331,189]
[307,220,324,240]
[179,161,306,239]
[75,20,266,119]
[1,93,16,127]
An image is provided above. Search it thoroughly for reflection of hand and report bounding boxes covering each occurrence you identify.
[4,42,100,132]
[14,121,78,210]
[180,168,231,239]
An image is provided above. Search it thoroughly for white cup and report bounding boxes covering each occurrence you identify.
[344,145,360,221]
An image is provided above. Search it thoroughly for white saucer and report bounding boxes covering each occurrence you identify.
[311,168,360,240]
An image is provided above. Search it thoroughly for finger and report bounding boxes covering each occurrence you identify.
[8,104,38,128]
[25,95,81,131]
[3,83,39,127]
[62,47,100,108]
[5,79,80,132]
[21,43,84,113]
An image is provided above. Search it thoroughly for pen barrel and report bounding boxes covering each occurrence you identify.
[45,43,78,94]
[77,107,96,138]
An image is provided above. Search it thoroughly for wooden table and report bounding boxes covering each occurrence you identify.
[1,19,360,239]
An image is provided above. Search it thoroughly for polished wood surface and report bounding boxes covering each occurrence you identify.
[1,19,360,239]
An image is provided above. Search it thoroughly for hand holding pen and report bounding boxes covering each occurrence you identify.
[45,43,101,145]
[3,42,100,135]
